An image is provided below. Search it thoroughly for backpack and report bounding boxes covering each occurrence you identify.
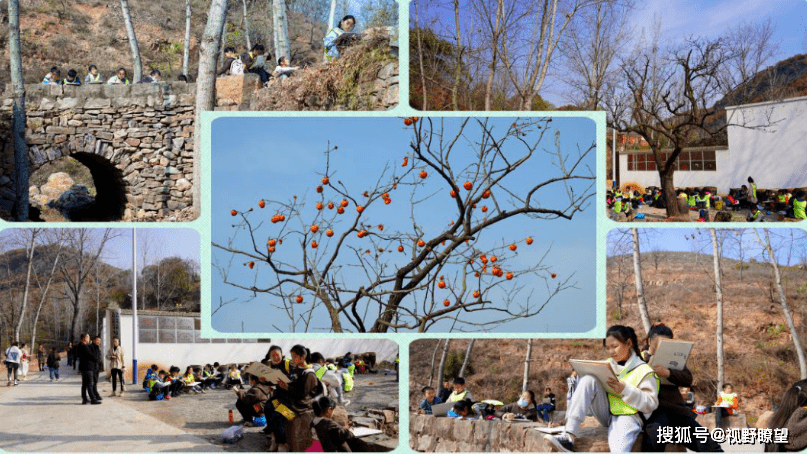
[229,58,245,75]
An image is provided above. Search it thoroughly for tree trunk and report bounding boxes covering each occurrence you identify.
[69,286,82,342]
[659,163,683,218]
[327,0,337,31]
[413,0,428,110]
[428,339,442,387]
[522,339,533,392]
[183,0,192,76]
[451,0,461,111]
[29,250,61,356]
[13,232,37,342]
[458,339,475,378]
[710,229,725,390]
[194,0,229,219]
[8,0,28,221]
[273,0,290,59]
[483,0,503,111]
[631,228,652,334]
[241,0,251,49]
[436,339,451,386]
[757,229,807,378]
[119,0,143,82]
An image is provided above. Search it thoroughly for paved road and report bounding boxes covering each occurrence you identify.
[0,368,220,452]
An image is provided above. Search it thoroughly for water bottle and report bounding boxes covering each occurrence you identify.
[228,409,234,423]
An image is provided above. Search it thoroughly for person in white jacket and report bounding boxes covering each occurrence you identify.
[546,325,660,452]
[106,338,125,396]
[310,352,350,407]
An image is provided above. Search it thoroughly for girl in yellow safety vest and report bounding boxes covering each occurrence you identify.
[544,325,659,453]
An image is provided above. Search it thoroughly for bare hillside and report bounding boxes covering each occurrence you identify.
[410,251,806,424]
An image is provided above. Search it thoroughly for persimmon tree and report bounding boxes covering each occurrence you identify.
[213,118,594,333]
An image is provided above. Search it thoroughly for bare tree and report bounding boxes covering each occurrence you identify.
[57,229,114,342]
[709,229,725,390]
[214,119,594,333]
[500,0,593,110]
[754,229,807,379]
[183,0,192,76]
[560,0,634,109]
[7,0,28,221]
[471,0,506,111]
[450,0,463,111]
[29,236,64,353]
[605,37,775,218]
[428,339,442,387]
[327,0,337,30]
[631,228,651,334]
[413,0,429,111]
[436,339,451,388]
[193,0,230,218]
[241,0,252,49]
[522,338,533,392]
[119,0,143,82]
[12,229,39,342]
[458,339,475,378]
[719,19,780,99]
[273,0,290,60]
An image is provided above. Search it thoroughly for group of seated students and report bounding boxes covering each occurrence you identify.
[237,345,369,452]
[142,362,231,401]
[42,65,190,86]
[216,43,299,86]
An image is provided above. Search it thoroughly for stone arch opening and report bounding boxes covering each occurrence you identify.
[29,152,127,222]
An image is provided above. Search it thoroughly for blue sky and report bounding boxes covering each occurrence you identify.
[606,228,807,266]
[412,0,807,105]
[211,117,597,334]
[0,228,200,272]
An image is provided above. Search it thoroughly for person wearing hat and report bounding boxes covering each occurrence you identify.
[446,377,474,403]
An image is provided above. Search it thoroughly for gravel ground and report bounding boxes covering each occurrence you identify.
[114,371,400,452]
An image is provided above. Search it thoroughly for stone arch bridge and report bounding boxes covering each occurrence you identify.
[0,82,196,221]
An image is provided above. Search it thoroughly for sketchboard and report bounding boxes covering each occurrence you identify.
[569,359,619,394]
[243,362,290,384]
[352,428,384,438]
[649,339,694,385]
[431,402,454,417]
[535,426,566,434]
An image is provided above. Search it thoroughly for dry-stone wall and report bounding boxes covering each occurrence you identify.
[0,82,196,221]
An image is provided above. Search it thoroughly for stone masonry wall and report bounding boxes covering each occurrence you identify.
[0,82,196,221]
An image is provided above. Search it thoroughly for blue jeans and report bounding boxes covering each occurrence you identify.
[49,368,60,380]
[536,403,554,422]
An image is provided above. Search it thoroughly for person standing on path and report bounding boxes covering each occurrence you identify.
[76,334,101,404]
[4,342,22,386]
[19,343,30,380]
[106,337,125,396]
[91,336,103,399]
[37,345,46,371]
[47,347,61,381]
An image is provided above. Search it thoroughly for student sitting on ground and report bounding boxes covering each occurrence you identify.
[85,65,103,84]
[544,325,660,453]
[495,390,538,421]
[143,364,159,390]
[447,377,474,403]
[234,374,271,426]
[312,396,371,452]
[42,67,62,85]
[640,323,722,452]
[272,56,300,80]
[107,67,131,85]
[63,69,82,86]
[147,370,172,400]
[714,383,739,430]
[167,366,185,396]
[225,364,243,389]
[183,366,203,394]
[775,189,792,213]
[792,191,806,220]
[140,69,162,83]
[242,44,271,83]
[217,47,244,76]
[747,205,764,222]
[536,387,556,423]
[418,386,443,415]
[764,379,807,452]
[201,364,218,389]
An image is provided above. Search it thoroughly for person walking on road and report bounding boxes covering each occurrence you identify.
[47,347,61,381]
[76,334,102,404]
[19,343,30,380]
[4,342,22,386]
[37,345,46,371]
[106,337,125,396]
[91,336,103,398]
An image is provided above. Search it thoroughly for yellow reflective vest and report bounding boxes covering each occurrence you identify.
[607,363,659,416]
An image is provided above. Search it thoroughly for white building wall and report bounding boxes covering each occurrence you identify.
[104,311,397,381]
[618,96,807,194]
